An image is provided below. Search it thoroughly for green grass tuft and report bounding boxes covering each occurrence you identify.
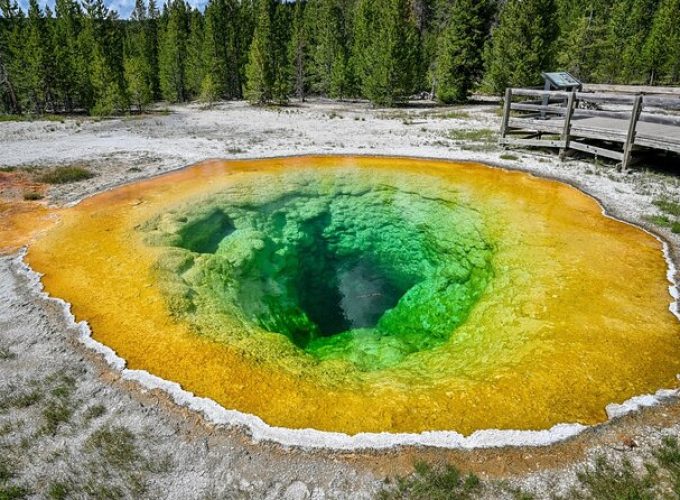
[0,485,29,499]
[572,456,656,500]
[438,111,471,120]
[84,404,107,421]
[0,456,27,500]
[47,482,69,500]
[0,346,16,361]
[38,166,94,184]
[86,425,140,470]
[376,438,680,499]
[0,113,64,122]
[377,461,482,500]
[644,214,672,228]
[40,373,77,434]
[50,375,76,399]
[0,458,14,484]
[447,128,496,143]
[654,436,680,492]
[0,387,42,411]
[42,400,73,434]
[653,199,680,217]
[500,153,519,161]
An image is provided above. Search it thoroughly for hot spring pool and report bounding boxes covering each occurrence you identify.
[17,156,680,442]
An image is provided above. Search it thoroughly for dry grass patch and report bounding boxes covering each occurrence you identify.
[37,166,94,184]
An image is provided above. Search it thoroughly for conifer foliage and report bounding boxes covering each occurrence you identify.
[483,0,559,93]
[434,0,495,103]
[353,0,419,106]
[244,0,274,103]
[1,0,680,115]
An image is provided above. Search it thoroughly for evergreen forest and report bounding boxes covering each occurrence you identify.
[1,0,679,115]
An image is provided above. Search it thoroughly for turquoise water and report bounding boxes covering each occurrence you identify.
[145,173,494,371]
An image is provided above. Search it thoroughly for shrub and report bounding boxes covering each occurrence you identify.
[22,192,43,201]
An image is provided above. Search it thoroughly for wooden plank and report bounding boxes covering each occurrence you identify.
[500,137,565,148]
[503,130,544,138]
[569,140,624,161]
[511,88,570,99]
[508,117,562,133]
[575,92,637,104]
[635,136,680,154]
[582,83,680,96]
[511,103,567,114]
[570,124,627,142]
[573,108,631,120]
[638,113,680,127]
[505,129,536,135]
[642,96,680,110]
[500,88,512,138]
[622,95,643,171]
[524,98,567,105]
[560,92,576,159]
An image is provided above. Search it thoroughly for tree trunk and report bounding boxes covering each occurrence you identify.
[0,56,22,114]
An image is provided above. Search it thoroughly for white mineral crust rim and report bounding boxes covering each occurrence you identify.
[11,177,680,450]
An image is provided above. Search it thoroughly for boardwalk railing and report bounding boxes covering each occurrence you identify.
[499,88,680,170]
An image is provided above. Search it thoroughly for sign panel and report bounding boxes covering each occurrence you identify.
[542,72,582,89]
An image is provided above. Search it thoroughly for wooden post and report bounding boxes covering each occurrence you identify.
[622,95,643,172]
[559,91,576,160]
[500,88,512,142]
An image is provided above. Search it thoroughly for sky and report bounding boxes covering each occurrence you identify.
[16,0,209,18]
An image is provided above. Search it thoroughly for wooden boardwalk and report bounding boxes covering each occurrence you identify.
[499,86,680,169]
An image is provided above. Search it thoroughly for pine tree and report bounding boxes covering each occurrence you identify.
[202,0,226,98]
[236,0,256,98]
[244,0,274,103]
[642,0,680,84]
[185,7,204,98]
[202,0,241,100]
[483,0,559,93]
[288,0,308,100]
[146,0,160,99]
[125,0,153,111]
[271,0,292,103]
[554,0,609,82]
[25,0,54,112]
[307,0,349,97]
[125,54,152,110]
[433,0,495,103]
[158,0,189,102]
[0,0,25,113]
[199,71,219,105]
[329,50,348,99]
[353,0,419,106]
[81,0,127,115]
[620,0,659,83]
[52,0,84,111]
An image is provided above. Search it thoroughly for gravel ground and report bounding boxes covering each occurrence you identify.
[1,99,679,499]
